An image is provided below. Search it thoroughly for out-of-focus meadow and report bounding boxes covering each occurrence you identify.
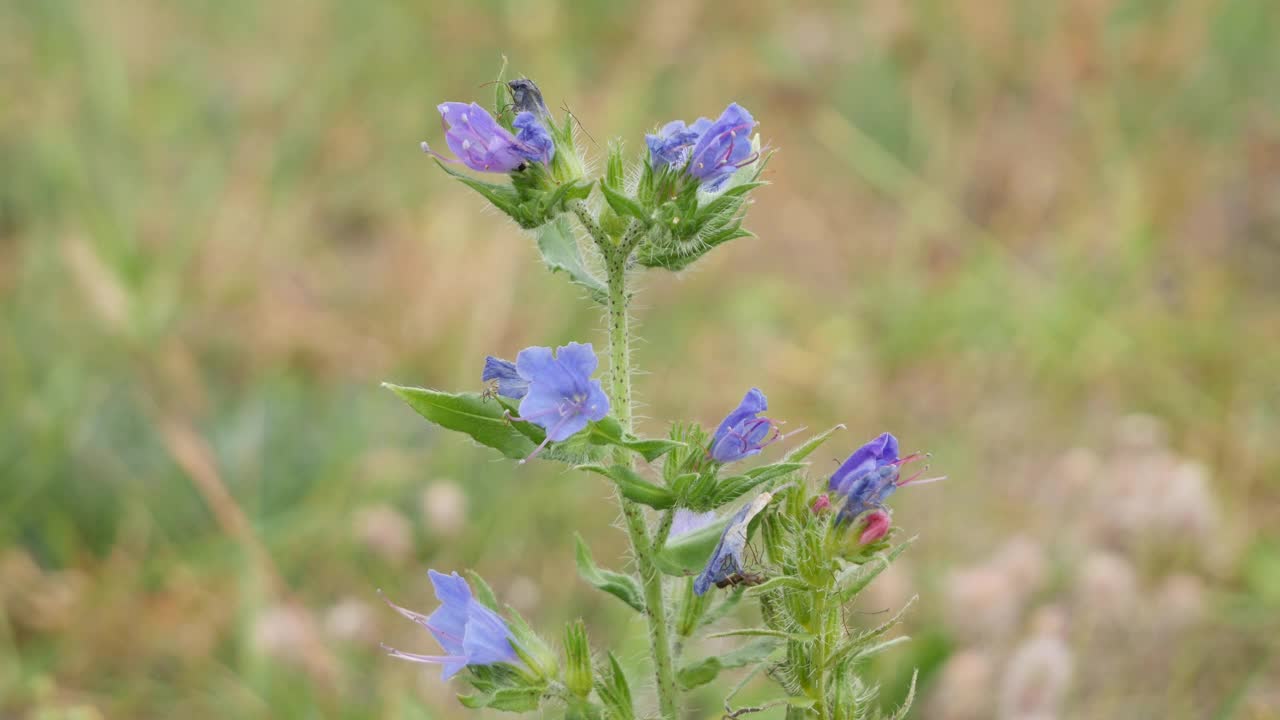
[3,0,1279,717]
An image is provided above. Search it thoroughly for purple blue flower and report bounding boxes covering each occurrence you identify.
[514,343,610,459]
[830,433,943,525]
[709,388,780,464]
[513,111,555,165]
[423,102,554,173]
[482,356,530,400]
[647,103,757,190]
[694,491,774,595]
[381,570,522,680]
[688,103,757,190]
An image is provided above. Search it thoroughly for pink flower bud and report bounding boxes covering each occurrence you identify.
[859,509,892,544]
[811,495,831,514]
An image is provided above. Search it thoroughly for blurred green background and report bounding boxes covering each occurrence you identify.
[3,0,1279,717]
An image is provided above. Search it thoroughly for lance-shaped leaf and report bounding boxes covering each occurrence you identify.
[825,596,917,670]
[836,536,916,602]
[595,652,635,720]
[577,464,676,510]
[383,385,536,460]
[711,462,805,506]
[600,184,650,224]
[587,416,684,462]
[534,214,607,299]
[574,534,645,613]
[677,637,783,690]
[458,687,543,713]
[781,423,846,463]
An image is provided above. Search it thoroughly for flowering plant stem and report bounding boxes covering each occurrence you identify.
[590,203,680,720]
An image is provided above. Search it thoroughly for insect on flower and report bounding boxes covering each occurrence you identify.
[694,491,775,595]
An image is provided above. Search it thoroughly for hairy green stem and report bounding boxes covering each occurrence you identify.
[578,201,678,720]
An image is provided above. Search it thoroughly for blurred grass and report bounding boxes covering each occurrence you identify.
[2,0,1279,717]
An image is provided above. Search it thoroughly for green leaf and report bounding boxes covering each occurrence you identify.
[836,536,917,602]
[534,215,607,299]
[743,575,809,595]
[826,596,917,670]
[677,638,783,690]
[574,534,645,613]
[706,628,813,642]
[383,384,535,460]
[458,687,543,713]
[595,652,635,720]
[712,462,805,505]
[434,159,526,220]
[888,670,920,720]
[782,424,847,463]
[588,416,684,462]
[653,514,729,576]
[504,605,559,679]
[577,464,676,510]
[600,184,650,223]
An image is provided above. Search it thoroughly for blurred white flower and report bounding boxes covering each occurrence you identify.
[1074,551,1138,626]
[929,649,994,720]
[353,504,415,564]
[991,536,1049,596]
[421,480,468,537]
[252,603,314,666]
[505,574,541,613]
[997,606,1073,720]
[1153,573,1205,632]
[944,563,1022,644]
[324,597,378,644]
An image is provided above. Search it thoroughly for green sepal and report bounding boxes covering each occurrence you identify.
[383,385,536,460]
[577,464,676,510]
[573,534,645,613]
[595,652,635,720]
[653,514,729,576]
[492,56,513,129]
[836,536,916,603]
[600,183,650,224]
[563,619,594,699]
[676,638,784,690]
[465,569,501,611]
[604,143,625,192]
[742,575,808,595]
[675,576,712,639]
[588,416,684,462]
[782,424,846,463]
[707,627,814,642]
[505,605,558,680]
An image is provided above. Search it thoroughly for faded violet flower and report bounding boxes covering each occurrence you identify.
[694,491,773,595]
[482,356,530,400]
[830,433,943,525]
[709,388,780,464]
[423,102,553,173]
[514,343,610,459]
[670,509,717,538]
[647,103,757,190]
[381,570,521,680]
[688,103,757,190]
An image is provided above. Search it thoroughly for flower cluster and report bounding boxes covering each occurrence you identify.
[384,72,939,720]
[647,103,757,190]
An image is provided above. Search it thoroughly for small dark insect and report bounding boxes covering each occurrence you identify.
[715,571,767,590]
[507,78,550,121]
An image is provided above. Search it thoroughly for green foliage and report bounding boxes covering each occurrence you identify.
[383,385,537,460]
[576,464,675,509]
[573,534,645,613]
[594,653,635,720]
[534,214,608,299]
